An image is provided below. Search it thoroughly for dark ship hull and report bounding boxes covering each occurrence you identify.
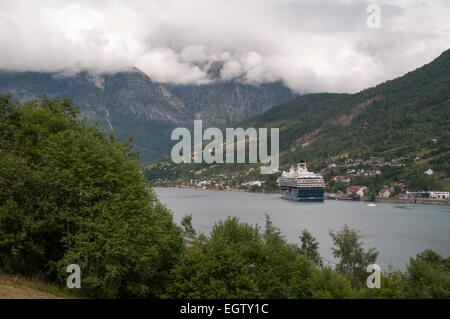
[280,186,324,202]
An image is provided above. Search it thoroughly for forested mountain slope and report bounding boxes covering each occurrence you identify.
[240,48,450,165]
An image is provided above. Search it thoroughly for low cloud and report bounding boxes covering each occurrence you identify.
[0,0,448,93]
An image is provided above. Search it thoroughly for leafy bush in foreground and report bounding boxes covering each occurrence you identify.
[0,94,184,298]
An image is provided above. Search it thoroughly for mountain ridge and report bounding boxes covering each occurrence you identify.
[0,68,295,161]
[239,48,450,164]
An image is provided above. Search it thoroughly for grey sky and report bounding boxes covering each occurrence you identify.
[0,0,448,93]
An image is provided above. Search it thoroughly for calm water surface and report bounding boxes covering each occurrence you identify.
[154,187,450,270]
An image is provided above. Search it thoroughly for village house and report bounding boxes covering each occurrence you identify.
[405,191,429,199]
[347,186,367,198]
[241,180,262,187]
[337,176,351,184]
[378,187,391,198]
[424,168,434,175]
[428,191,449,200]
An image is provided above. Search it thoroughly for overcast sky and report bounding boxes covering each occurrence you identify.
[0,0,449,93]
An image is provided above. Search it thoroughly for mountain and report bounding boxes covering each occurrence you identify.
[144,49,450,192]
[167,81,294,127]
[0,69,189,161]
[0,68,294,161]
[239,48,450,166]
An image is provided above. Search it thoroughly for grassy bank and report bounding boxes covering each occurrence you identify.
[0,271,78,299]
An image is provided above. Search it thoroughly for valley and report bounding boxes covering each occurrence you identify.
[145,49,450,200]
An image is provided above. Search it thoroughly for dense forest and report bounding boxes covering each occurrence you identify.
[1,94,449,298]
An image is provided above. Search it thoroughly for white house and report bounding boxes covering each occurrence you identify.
[424,168,434,175]
[428,191,449,200]
[241,180,262,187]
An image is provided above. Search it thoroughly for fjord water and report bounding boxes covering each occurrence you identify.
[154,187,450,270]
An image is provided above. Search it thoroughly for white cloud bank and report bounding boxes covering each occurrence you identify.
[0,0,449,93]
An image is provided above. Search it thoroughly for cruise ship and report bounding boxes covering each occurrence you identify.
[278,162,325,202]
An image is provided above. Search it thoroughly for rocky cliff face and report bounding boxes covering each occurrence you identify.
[0,68,190,124]
[168,81,294,127]
[0,68,294,161]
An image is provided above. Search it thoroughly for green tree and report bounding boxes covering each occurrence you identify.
[365,250,450,299]
[165,217,314,298]
[181,214,197,238]
[299,229,322,269]
[406,174,442,191]
[329,224,378,287]
[402,249,450,298]
[264,213,281,239]
[310,267,357,298]
[0,95,184,298]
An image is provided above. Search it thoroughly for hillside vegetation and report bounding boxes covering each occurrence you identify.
[240,49,449,165]
[145,49,450,193]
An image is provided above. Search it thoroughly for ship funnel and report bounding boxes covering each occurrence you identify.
[298,162,307,172]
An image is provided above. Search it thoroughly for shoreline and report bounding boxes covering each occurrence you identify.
[151,185,450,205]
[374,198,450,206]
